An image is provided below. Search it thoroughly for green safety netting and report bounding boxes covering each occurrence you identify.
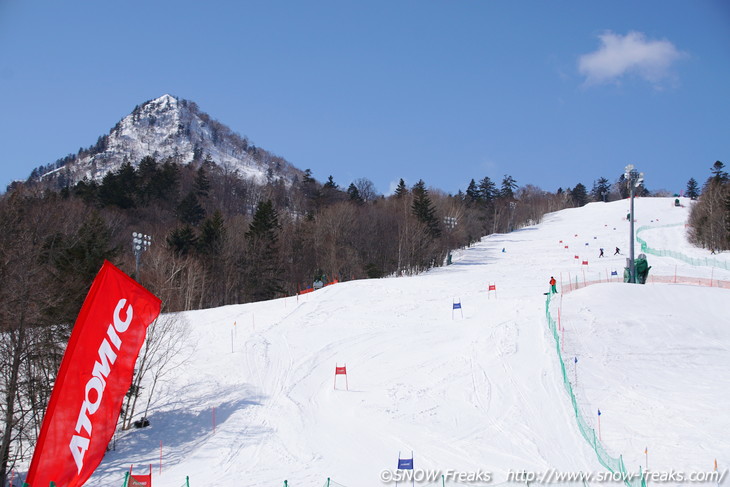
[636,224,729,270]
[545,293,646,487]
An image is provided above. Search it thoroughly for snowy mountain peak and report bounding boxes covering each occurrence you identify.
[152,93,177,106]
[29,95,300,188]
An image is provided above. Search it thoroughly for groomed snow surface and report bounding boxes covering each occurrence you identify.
[82,197,728,487]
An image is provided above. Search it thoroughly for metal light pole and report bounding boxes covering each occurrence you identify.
[624,165,644,284]
[132,232,152,279]
[508,201,517,232]
[443,216,457,265]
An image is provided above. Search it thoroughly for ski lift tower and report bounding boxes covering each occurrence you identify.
[624,165,644,283]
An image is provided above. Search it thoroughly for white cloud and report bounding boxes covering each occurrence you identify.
[578,31,685,86]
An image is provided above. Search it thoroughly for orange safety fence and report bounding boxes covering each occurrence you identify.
[562,275,730,294]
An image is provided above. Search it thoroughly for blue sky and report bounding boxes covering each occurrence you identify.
[1,0,728,196]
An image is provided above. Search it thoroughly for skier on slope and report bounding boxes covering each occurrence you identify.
[549,276,558,294]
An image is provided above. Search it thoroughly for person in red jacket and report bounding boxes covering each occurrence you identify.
[549,276,558,294]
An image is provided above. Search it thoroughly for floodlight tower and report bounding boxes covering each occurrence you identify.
[624,165,644,283]
[132,232,152,279]
[443,216,457,264]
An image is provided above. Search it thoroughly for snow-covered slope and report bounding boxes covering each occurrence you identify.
[73,197,728,486]
[31,95,300,187]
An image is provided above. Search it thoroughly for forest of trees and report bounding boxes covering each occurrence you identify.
[687,161,730,252]
[0,154,695,482]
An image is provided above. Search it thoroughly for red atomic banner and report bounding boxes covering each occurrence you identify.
[26,261,161,487]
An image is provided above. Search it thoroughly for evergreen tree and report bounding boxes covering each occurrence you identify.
[320,175,345,206]
[394,178,408,198]
[570,183,589,207]
[151,161,180,202]
[137,156,158,182]
[299,168,321,203]
[465,179,480,203]
[136,156,159,205]
[347,183,363,204]
[500,175,517,199]
[177,191,206,226]
[41,212,120,324]
[167,225,198,256]
[198,210,225,256]
[245,200,283,301]
[98,161,138,209]
[686,178,700,200]
[711,160,728,183]
[302,169,315,185]
[72,177,99,204]
[591,177,610,202]
[324,175,338,189]
[479,176,498,202]
[194,166,211,198]
[411,180,441,238]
